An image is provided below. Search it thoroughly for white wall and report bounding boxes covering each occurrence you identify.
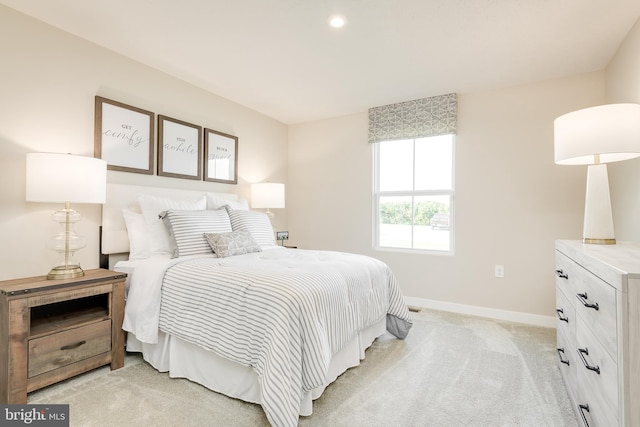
[288,72,605,319]
[607,17,640,242]
[0,6,288,280]
[1,4,629,323]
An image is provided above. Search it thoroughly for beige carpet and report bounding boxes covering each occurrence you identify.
[28,309,578,427]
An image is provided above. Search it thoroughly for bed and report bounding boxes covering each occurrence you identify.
[101,183,413,427]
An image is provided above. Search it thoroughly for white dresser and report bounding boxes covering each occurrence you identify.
[555,240,640,426]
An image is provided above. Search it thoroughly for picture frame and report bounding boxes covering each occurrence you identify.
[158,115,202,180]
[204,128,238,184]
[94,96,154,174]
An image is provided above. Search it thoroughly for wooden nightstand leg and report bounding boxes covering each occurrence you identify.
[110,281,125,370]
[4,300,29,403]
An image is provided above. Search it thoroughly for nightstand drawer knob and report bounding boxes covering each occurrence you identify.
[60,340,86,351]
[555,269,568,279]
[577,292,599,311]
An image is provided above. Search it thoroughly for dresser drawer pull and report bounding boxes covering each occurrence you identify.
[557,347,570,365]
[555,269,568,279]
[60,340,87,351]
[578,404,591,427]
[576,292,599,311]
[556,308,569,323]
[577,348,600,374]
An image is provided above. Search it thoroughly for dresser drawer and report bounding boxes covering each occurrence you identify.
[556,285,576,341]
[575,321,618,426]
[556,327,578,404]
[576,378,619,427]
[28,320,112,378]
[555,251,576,302]
[572,263,617,360]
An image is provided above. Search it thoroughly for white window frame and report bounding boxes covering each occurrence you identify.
[373,136,455,255]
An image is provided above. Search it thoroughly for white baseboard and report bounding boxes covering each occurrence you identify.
[404,296,556,328]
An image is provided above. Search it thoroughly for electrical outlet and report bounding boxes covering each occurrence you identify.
[495,265,504,278]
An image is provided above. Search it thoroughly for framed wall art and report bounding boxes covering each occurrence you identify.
[204,128,238,184]
[158,115,202,180]
[94,96,154,174]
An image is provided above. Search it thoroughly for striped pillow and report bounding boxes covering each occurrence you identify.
[138,194,207,256]
[161,209,232,257]
[227,209,277,249]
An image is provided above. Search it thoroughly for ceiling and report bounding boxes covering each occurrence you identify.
[2,0,640,124]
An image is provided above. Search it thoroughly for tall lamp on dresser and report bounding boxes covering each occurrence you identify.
[554,103,640,244]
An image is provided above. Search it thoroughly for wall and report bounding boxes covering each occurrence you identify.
[606,17,640,242]
[0,6,288,281]
[288,72,604,322]
[0,4,623,322]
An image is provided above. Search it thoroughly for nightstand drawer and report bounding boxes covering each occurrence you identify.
[28,320,112,378]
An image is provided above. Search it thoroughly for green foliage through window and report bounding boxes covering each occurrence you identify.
[379,200,449,226]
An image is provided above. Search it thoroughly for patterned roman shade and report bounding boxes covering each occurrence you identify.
[368,93,457,143]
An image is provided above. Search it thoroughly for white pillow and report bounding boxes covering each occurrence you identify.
[161,209,232,257]
[206,192,249,210]
[138,194,207,256]
[122,208,149,260]
[227,209,277,249]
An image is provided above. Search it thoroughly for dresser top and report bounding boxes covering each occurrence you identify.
[556,240,640,290]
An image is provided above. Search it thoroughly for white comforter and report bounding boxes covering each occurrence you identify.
[121,248,412,427]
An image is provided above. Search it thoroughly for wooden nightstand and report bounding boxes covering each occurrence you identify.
[0,268,126,404]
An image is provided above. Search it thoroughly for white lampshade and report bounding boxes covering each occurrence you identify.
[26,153,107,204]
[554,103,640,165]
[251,183,285,209]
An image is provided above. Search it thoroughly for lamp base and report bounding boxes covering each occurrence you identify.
[583,238,616,245]
[46,203,88,280]
[47,265,85,280]
[582,164,616,245]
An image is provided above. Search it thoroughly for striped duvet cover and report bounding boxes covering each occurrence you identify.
[131,248,412,427]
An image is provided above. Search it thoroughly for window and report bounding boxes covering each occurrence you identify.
[374,134,454,253]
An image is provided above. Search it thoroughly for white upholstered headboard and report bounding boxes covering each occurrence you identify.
[101,183,239,256]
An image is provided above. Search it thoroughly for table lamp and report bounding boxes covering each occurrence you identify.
[554,103,640,244]
[26,153,107,279]
[251,183,285,219]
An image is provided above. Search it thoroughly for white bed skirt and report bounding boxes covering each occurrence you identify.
[126,317,387,417]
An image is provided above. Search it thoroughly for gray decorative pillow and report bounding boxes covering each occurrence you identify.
[204,229,262,258]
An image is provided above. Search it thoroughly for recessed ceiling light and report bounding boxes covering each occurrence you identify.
[328,14,347,28]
